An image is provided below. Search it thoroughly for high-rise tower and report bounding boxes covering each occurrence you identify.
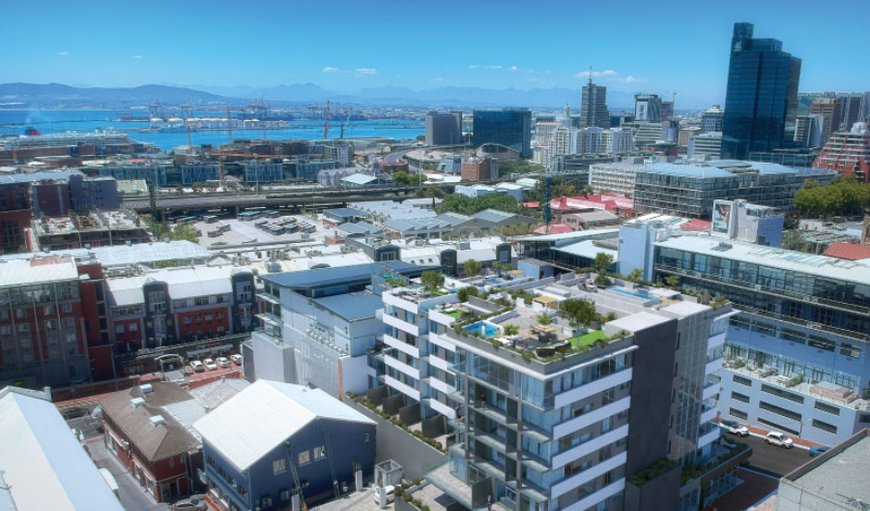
[722,22,801,160]
[580,68,610,129]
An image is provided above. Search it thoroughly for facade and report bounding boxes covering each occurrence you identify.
[425,111,463,146]
[379,275,740,511]
[472,109,533,158]
[0,179,31,253]
[632,161,836,218]
[250,262,432,399]
[589,162,644,197]
[710,199,784,247]
[580,79,610,129]
[180,163,221,185]
[101,382,201,502]
[32,209,152,251]
[688,132,723,160]
[0,386,124,511]
[654,237,870,445]
[243,161,284,184]
[634,94,662,122]
[461,157,499,181]
[794,115,825,147]
[701,106,724,133]
[194,380,376,511]
[809,98,841,147]
[812,123,870,183]
[722,23,801,160]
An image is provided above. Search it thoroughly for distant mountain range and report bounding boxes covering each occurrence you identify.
[0,82,637,109]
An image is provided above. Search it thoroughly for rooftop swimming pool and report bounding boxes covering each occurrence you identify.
[463,321,499,337]
[608,286,658,301]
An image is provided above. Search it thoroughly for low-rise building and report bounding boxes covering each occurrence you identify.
[32,209,151,251]
[194,380,376,511]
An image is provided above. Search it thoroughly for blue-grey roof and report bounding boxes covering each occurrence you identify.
[324,207,367,219]
[0,170,83,184]
[385,216,454,233]
[338,221,382,235]
[314,292,383,321]
[263,261,428,290]
[472,209,517,223]
[641,161,837,179]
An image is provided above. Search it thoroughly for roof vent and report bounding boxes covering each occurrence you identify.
[149,415,166,427]
[131,397,145,407]
[139,383,154,394]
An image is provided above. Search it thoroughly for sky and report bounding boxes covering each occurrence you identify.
[1,0,868,108]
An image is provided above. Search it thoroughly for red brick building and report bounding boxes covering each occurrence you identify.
[460,157,498,181]
[812,127,870,183]
[0,180,32,253]
[101,382,201,502]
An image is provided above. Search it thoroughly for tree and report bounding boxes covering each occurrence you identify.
[781,230,806,251]
[464,259,482,277]
[583,184,595,197]
[536,313,553,326]
[560,298,597,331]
[665,275,680,289]
[503,324,519,336]
[594,252,614,276]
[420,271,445,293]
[171,224,199,243]
[498,160,546,177]
[436,193,523,216]
[627,268,644,284]
[392,171,418,186]
[457,286,479,302]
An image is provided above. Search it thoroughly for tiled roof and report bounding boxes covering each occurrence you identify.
[822,242,870,261]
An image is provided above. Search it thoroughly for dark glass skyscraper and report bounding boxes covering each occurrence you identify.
[580,77,610,129]
[722,22,801,160]
[471,108,532,157]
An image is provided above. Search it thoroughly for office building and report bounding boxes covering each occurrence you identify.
[710,198,784,246]
[661,101,674,122]
[777,429,870,511]
[461,156,499,181]
[813,122,870,183]
[653,237,870,445]
[426,111,463,146]
[580,78,610,129]
[627,122,665,147]
[472,109,533,158]
[0,386,125,511]
[702,105,724,133]
[836,93,868,131]
[634,94,662,122]
[807,98,841,147]
[688,132,723,160]
[589,161,645,197]
[633,161,835,218]
[794,115,826,147]
[378,275,742,510]
[602,128,634,155]
[551,127,582,156]
[195,380,376,511]
[722,23,801,159]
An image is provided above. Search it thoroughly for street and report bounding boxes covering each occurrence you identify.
[741,434,811,477]
[86,436,169,511]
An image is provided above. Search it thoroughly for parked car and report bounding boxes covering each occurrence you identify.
[230,354,243,366]
[189,360,205,373]
[765,431,794,448]
[720,419,750,437]
[373,485,396,504]
[61,407,89,420]
[203,358,218,371]
[171,494,207,511]
[809,445,830,457]
[216,356,230,368]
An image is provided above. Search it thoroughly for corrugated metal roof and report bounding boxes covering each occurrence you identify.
[0,257,79,288]
[0,387,125,511]
[0,240,210,267]
[194,380,375,472]
[822,242,870,261]
[314,292,383,321]
[341,173,378,185]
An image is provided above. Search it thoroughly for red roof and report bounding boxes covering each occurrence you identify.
[533,224,573,235]
[522,202,540,208]
[822,242,870,261]
[680,219,711,232]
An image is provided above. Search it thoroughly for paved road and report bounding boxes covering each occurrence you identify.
[742,434,811,477]
[86,437,169,511]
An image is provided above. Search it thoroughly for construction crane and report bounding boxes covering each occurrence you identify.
[226,104,233,145]
[185,116,193,163]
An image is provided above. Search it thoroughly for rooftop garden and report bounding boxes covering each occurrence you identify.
[569,329,609,350]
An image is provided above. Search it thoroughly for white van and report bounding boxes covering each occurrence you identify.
[373,485,396,504]
[98,467,120,497]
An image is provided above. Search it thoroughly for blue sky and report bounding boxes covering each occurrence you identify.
[1,0,867,108]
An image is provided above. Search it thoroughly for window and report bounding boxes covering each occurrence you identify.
[280,489,291,502]
[260,496,272,508]
[115,324,125,334]
[129,322,138,332]
[840,344,861,358]
[757,417,799,436]
[733,375,752,387]
[62,303,72,313]
[814,401,840,416]
[363,432,370,443]
[297,450,310,465]
[759,401,802,421]
[729,408,748,420]
[313,445,326,460]
[761,384,804,404]
[811,419,837,435]
[731,392,750,404]
[272,458,286,475]
[808,336,835,352]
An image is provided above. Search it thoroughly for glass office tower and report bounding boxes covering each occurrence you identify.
[472,109,533,158]
[722,23,801,160]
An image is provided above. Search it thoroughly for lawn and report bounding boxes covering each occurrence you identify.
[569,329,608,349]
[444,309,462,319]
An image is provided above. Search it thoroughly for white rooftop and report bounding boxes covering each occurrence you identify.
[0,387,124,511]
[607,311,672,333]
[0,256,79,288]
[107,264,243,306]
[193,380,374,472]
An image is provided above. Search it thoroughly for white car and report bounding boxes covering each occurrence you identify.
[203,358,218,371]
[216,356,230,368]
[230,354,243,366]
[373,485,395,504]
[720,419,749,437]
[765,431,795,448]
[189,360,205,373]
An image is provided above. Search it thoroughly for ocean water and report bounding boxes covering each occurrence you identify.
[0,109,424,151]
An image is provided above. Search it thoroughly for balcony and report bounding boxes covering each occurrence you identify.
[551,451,627,499]
[551,423,630,469]
[383,313,420,337]
[561,479,625,511]
[705,357,723,376]
[553,396,631,439]
[384,355,420,380]
[382,333,419,358]
[554,368,633,409]
[384,375,420,401]
[697,422,720,450]
[700,405,719,427]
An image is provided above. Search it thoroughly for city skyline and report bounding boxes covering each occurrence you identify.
[1,0,868,109]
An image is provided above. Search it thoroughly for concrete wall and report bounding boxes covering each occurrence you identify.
[624,464,681,511]
[345,399,447,480]
[250,331,297,384]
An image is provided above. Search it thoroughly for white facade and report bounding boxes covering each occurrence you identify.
[589,162,643,197]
